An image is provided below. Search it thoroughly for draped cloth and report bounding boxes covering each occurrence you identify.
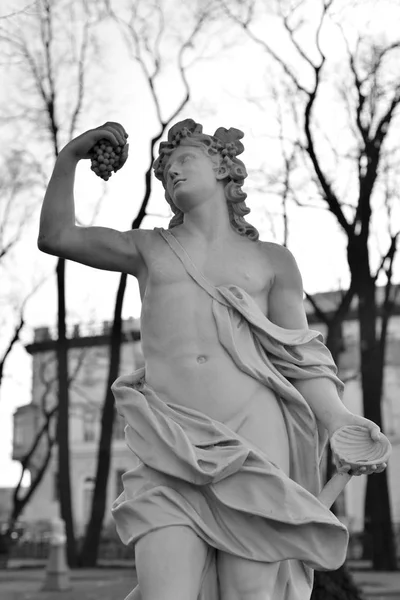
[111,227,349,600]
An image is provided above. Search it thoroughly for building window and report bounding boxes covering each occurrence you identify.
[83,410,96,442]
[83,476,95,526]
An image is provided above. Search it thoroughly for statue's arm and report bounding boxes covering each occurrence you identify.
[38,146,144,277]
[266,244,356,436]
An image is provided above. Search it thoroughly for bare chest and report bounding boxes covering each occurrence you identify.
[141,231,274,305]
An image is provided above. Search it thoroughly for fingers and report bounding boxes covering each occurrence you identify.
[95,122,128,148]
[375,462,387,474]
[347,462,388,476]
[118,143,129,170]
[95,129,119,147]
[333,451,388,476]
[103,121,128,147]
[371,426,382,442]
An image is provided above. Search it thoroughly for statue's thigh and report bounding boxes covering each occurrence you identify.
[217,551,280,600]
[135,525,209,600]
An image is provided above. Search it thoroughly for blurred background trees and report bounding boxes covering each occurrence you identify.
[1,0,112,565]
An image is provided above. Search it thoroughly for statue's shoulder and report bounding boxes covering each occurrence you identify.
[259,239,287,260]
[130,226,163,257]
[259,240,296,259]
[258,241,300,277]
[133,226,163,242]
[258,240,282,252]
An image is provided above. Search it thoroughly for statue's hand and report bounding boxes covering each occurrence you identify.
[62,122,128,161]
[333,456,387,477]
[328,414,388,476]
[328,412,382,442]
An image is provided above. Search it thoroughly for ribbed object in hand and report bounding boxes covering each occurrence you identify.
[331,425,392,469]
[318,425,392,508]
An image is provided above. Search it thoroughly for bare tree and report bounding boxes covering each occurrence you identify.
[219,0,399,574]
[0,1,38,21]
[0,0,108,566]
[79,0,215,566]
[0,150,45,393]
[0,347,86,565]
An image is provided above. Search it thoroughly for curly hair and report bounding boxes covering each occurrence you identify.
[153,119,259,241]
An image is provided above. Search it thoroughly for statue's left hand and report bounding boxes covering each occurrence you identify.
[328,413,387,476]
[328,413,382,442]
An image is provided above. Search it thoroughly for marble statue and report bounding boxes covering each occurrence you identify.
[38,119,387,600]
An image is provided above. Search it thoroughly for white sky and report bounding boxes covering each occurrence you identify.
[1,0,400,487]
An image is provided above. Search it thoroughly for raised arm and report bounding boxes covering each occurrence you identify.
[38,122,143,277]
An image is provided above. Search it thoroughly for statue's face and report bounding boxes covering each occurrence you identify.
[163,145,222,210]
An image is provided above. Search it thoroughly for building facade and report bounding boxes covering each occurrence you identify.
[12,295,400,536]
[12,318,143,536]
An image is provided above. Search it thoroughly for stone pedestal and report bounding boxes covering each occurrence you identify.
[41,517,71,591]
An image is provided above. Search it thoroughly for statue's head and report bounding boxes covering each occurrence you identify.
[153,118,259,241]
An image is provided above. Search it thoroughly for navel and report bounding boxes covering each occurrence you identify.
[197,355,208,364]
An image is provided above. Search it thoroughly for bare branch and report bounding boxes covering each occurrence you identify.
[41,0,59,153]
[68,19,90,139]
[305,282,356,327]
[374,83,400,144]
[0,314,24,385]
[226,0,352,235]
[0,150,44,260]
[376,41,400,62]
[109,5,164,124]
[315,0,334,61]
[352,86,400,241]
[280,4,317,69]
[152,3,164,76]
[304,291,327,324]
[8,339,89,534]
[219,0,309,94]
[303,78,352,236]
[373,232,400,283]
[341,33,369,146]
[8,422,55,535]
[75,184,108,227]
[378,234,399,364]
[0,1,38,20]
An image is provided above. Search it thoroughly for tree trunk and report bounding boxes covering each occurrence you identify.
[347,233,397,570]
[0,532,12,569]
[325,320,347,517]
[357,275,396,570]
[56,258,77,566]
[79,273,127,566]
[312,319,361,599]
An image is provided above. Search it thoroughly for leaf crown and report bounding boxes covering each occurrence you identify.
[153,118,246,183]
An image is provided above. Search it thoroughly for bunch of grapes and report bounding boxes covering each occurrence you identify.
[90,138,127,181]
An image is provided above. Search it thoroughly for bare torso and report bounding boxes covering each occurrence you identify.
[135,226,289,471]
